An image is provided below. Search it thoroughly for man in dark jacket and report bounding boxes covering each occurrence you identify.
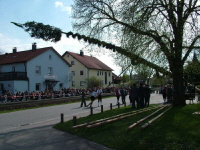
[80,89,87,107]
[144,84,151,107]
[138,83,145,108]
[131,83,139,109]
[166,84,173,103]
[120,87,127,104]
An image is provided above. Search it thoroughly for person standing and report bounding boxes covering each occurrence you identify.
[80,89,87,107]
[162,86,167,104]
[166,84,173,103]
[115,88,121,105]
[87,89,97,107]
[144,84,151,107]
[2,88,6,96]
[131,83,139,109]
[128,86,132,107]
[138,83,145,108]
[96,87,103,107]
[120,87,126,104]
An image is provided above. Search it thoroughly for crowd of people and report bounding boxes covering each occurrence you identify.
[80,83,153,108]
[161,84,174,104]
[0,87,114,103]
[115,83,152,109]
[1,82,197,106]
[157,83,196,104]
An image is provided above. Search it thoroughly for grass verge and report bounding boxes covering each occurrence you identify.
[54,104,200,150]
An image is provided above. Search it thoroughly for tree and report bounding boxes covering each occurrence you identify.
[112,54,135,81]
[12,0,200,106]
[150,75,167,88]
[85,76,102,89]
[121,73,129,85]
[71,0,200,106]
[135,64,154,85]
[184,52,200,84]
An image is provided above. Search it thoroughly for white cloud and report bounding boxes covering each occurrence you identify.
[55,1,71,14]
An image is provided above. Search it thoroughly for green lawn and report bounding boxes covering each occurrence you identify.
[54,104,200,150]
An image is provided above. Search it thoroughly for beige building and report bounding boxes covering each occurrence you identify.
[62,50,113,88]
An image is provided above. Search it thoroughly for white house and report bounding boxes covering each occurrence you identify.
[62,50,113,88]
[0,43,71,94]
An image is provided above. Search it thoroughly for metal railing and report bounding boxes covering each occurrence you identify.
[0,72,28,80]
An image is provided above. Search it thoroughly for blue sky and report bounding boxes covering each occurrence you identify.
[0,0,121,75]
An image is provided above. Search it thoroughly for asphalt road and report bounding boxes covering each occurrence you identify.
[0,93,166,133]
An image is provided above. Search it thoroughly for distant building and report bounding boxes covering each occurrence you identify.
[0,43,71,93]
[112,73,121,85]
[62,50,113,88]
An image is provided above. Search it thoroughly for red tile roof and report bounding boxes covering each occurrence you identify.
[112,72,121,80]
[63,51,113,71]
[0,47,71,66]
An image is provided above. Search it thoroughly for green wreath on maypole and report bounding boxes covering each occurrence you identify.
[11,21,171,77]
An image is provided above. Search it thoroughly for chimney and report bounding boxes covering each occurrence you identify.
[80,50,84,56]
[13,47,17,53]
[32,43,37,51]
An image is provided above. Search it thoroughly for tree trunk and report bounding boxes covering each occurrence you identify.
[172,64,186,106]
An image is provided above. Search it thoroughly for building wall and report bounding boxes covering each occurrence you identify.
[0,62,28,93]
[0,80,28,94]
[1,62,26,72]
[63,53,88,88]
[26,49,70,92]
[63,53,113,89]
[89,69,112,88]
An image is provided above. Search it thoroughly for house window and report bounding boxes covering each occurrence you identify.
[71,61,75,65]
[12,66,17,72]
[49,55,52,60]
[35,66,41,75]
[48,67,53,75]
[80,81,84,86]
[105,72,107,84]
[102,72,103,75]
[0,83,3,90]
[97,71,99,76]
[68,73,73,81]
[72,71,75,76]
[80,70,83,75]
[72,81,75,86]
[36,83,41,91]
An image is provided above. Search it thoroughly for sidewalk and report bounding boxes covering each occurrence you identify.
[0,124,113,150]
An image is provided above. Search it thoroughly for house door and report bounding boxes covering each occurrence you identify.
[47,81,53,91]
[45,80,59,91]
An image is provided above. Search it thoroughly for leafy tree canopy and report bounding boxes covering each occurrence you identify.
[85,76,102,89]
